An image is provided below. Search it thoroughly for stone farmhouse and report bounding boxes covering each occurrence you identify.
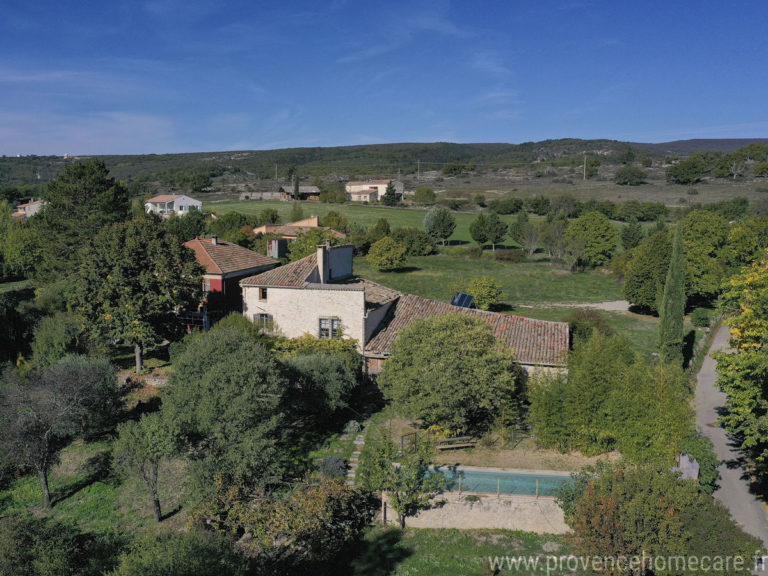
[345,180,404,202]
[145,194,202,217]
[241,243,569,375]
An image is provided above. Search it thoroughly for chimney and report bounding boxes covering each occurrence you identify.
[317,241,332,284]
[211,235,218,246]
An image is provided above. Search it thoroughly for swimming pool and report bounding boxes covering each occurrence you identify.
[431,466,573,496]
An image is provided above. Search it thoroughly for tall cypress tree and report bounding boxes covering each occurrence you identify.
[659,225,685,366]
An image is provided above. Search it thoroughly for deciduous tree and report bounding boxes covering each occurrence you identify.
[0,356,120,508]
[114,413,177,522]
[423,206,455,246]
[564,211,618,267]
[70,218,203,373]
[378,314,525,433]
[358,431,444,529]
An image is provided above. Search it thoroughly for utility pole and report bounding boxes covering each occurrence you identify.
[582,153,586,181]
[275,163,278,181]
[417,160,420,181]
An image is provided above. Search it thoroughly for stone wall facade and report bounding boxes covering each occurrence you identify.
[243,285,367,344]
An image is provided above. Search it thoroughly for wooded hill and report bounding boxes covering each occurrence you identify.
[3,138,767,192]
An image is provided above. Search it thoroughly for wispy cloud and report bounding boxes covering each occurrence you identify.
[471,50,513,79]
[337,2,473,64]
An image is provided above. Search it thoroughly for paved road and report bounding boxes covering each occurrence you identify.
[695,325,768,548]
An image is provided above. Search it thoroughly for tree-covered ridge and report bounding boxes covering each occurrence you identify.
[2,138,766,190]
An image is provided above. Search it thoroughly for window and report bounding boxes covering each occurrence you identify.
[203,278,211,292]
[259,287,268,300]
[254,313,273,330]
[319,317,341,339]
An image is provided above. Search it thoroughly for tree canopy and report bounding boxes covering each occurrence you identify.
[34,159,130,278]
[564,211,618,267]
[423,206,455,246]
[69,217,203,372]
[377,314,525,433]
[160,327,291,500]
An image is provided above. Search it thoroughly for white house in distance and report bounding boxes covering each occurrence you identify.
[12,199,46,219]
[345,180,404,202]
[145,194,202,217]
[241,242,569,375]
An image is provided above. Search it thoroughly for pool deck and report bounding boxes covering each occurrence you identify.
[384,492,569,534]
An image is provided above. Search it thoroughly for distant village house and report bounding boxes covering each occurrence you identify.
[345,180,404,202]
[145,194,202,218]
[12,199,46,219]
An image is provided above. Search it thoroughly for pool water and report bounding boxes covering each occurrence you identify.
[431,467,573,496]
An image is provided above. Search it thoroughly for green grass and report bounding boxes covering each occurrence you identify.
[0,437,189,538]
[205,199,495,244]
[346,527,570,575]
[355,254,623,306]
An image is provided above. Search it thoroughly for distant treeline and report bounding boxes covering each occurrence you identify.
[2,138,767,191]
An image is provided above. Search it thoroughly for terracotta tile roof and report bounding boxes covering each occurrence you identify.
[146,194,184,203]
[364,293,569,367]
[257,225,346,238]
[16,199,45,209]
[331,278,400,307]
[184,237,278,276]
[241,253,319,287]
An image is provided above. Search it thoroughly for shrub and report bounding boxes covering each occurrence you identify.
[562,309,614,344]
[366,237,408,271]
[614,165,647,186]
[413,187,436,205]
[391,227,435,256]
[487,196,523,215]
[494,249,526,263]
[690,307,712,328]
[467,276,503,310]
[316,456,347,479]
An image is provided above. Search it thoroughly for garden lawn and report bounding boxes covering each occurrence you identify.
[0,438,189,538]
[354,254,623,306]
[346,527,570,576]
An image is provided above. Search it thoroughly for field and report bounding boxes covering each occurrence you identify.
[354,254,623,305]
[207,198,487,244]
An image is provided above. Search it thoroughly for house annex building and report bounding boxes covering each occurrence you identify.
[241,243,569,374]
[184,236,279,309]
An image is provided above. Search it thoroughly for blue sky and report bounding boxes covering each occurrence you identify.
[2,1,767,155]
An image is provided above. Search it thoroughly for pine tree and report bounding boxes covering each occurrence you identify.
[621,216,644,250]
[659,226,685,366]
[381,181,400,206]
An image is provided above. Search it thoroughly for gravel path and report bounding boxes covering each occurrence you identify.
[695,325,768,547]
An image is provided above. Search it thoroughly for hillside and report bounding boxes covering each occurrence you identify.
[1,138,766,203]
